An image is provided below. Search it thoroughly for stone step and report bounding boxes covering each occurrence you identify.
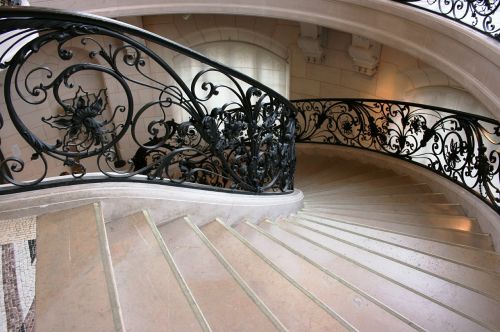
[299,210,489,248]
[304,202,465,216]
[303,176,417,195]
[274,220,500,330]
[296,213,500,273]
[257,221,489,332]
[202,219,349,331]
[299,169,395,193]
[234,221,419,332]
[158,217,280,331]
[35,203,122,331]
[290,216,500,301]
[296,164,370,190]
[304,192,449,204]
[305,183,433,197]
[106,211,207,331]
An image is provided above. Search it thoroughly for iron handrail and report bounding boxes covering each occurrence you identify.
[0,7,296,194]
[293,98,500,213]
[392,0,500,41]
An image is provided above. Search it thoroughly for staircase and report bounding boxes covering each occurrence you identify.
[4,153,500,332]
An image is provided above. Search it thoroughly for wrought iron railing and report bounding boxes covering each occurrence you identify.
[0,8,296,194]
[393,0,500,41]
[294,99,500,213]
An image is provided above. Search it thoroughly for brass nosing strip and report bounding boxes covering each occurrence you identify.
[184,217,287,332]
[295,215,500,276]
[271,221,496,331]
[215,219,357,332]
[249,220,426,332]
[144,211,212,332]
[94,202,125,332]
[288,218,500,302]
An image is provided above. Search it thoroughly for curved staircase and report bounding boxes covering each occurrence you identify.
[3,151,500,332]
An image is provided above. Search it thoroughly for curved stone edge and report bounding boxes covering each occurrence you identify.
[0,180,304,227]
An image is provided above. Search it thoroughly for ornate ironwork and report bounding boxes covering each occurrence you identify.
[294,98,500,213]
[393,0,500,41]
[0,8,296,194]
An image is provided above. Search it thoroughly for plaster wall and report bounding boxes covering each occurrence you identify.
[28,0,500,120]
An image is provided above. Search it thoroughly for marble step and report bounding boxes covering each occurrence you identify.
[202,219,349,331]
[296,213,500,273]
[304,192,449,204]
[158,217,280,332]
[290,216,500,301]
[105,211,207,331]
[299,170,395,193]
[234,221,419,332]
[305,183,433,197]
[274,219,500,330]
[35,203,122,331]
[303,202,465,216]
[296,165,370,190]
[304,176,417,196]
[257,221,489,332]
[299,210,487,247]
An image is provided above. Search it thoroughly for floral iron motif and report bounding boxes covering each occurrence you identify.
[394,0,500,41]
[294,99,500,213]
[0,8,295,193]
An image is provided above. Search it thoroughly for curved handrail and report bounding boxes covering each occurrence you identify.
[0,7,296,194]
[293,98,500,213]
[392,0,500,41]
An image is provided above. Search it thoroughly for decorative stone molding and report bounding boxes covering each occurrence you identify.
[347,34,381,76]
[297,23,327,64]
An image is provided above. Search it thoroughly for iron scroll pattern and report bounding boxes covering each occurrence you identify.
[393,0,500,41]
[0,8,296,194]
[294,99,500,213]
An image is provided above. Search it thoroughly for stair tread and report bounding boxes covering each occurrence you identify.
[303,183,432,197]
[304,202,464,215]
[290,217,500,300]
[274,219,500,328]
[304,192,450,204]
[296,213,500,273]
[106,211,205,331]
[35,203,120,332]
[299,211,492,249]
[202,220,348,331]
[258,221,490,332]
[234,221,418,332]
[158,218,278,332]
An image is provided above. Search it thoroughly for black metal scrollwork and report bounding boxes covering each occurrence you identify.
[0,8,295,194]
[294,99,500,213]
[393,0,500,41]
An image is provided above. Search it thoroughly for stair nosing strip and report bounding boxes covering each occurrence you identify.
[287,218,500,302]
[216,218,358,332]
[94,202,125,332]
[184,217,288,332]
[144,211,212,332]
[299,211,499,254]
[250,220,426,332]
[271,221,496,331]
[295,215,500,276]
